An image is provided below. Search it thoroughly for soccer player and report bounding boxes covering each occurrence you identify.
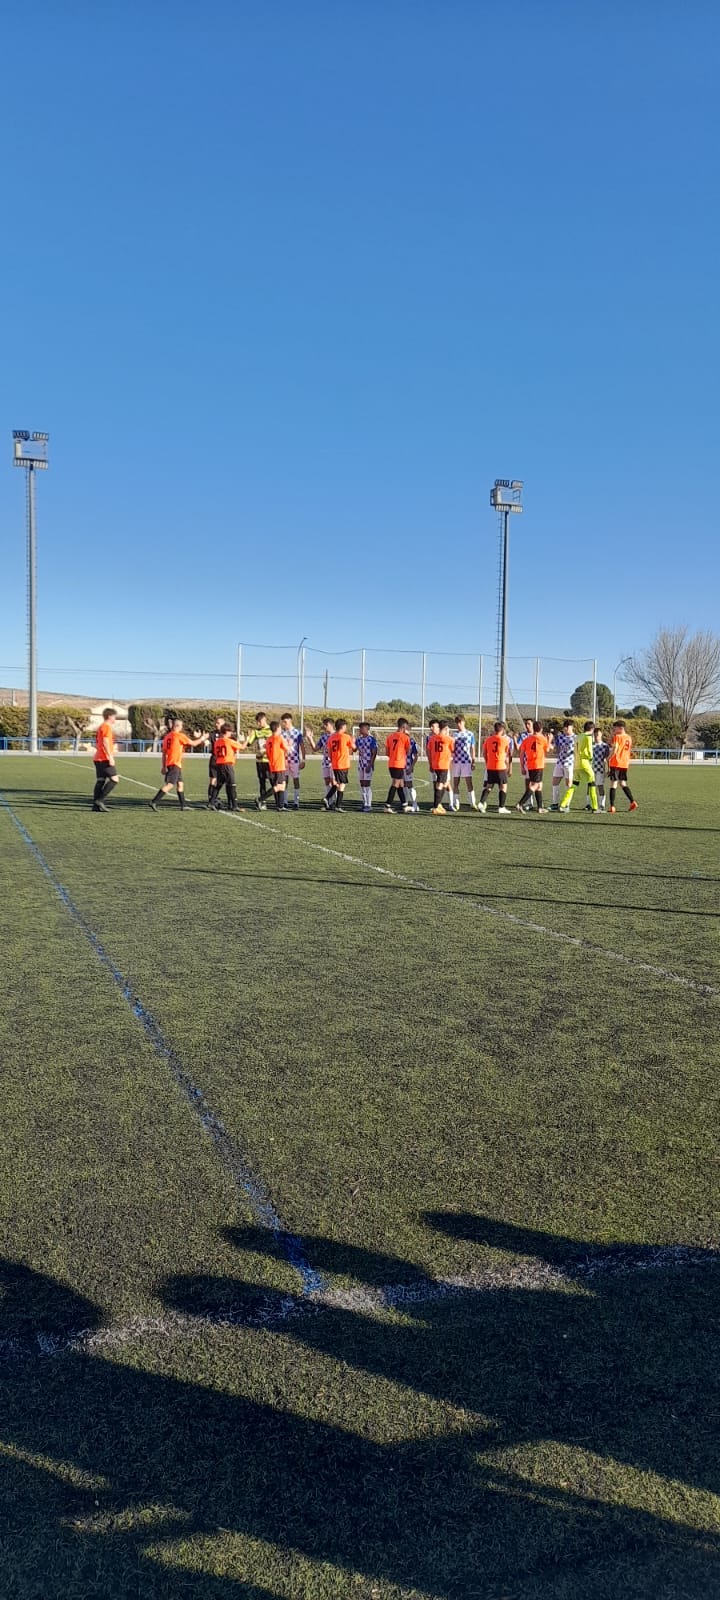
[207,714,227,807]
[514,716,535,811]
[550,719,576,810]
[404,729,420,812]
[522,721,550,813]
[280,712,305,809]
[559,720,597,813]
[590,725,610,811]
[427,720,454,814]
[265,720,290,811]
[149,718,205,810]
[91,708,119,812]
[450,715,477,810]
[211,724,243,811]
[355,721,378,812]
[246,712,272,809]
[324,718,356,812]
[608,721,638,813]
[384,718,413,813]
[478,720,513,813]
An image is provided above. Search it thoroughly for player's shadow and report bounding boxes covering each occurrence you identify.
[2,1231,720,1599]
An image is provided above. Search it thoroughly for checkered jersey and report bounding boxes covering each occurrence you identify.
[283,725,303,760]
[592,740,610,776]
[554,732,575,764]
[404,736,418,776]
[355,733,378,768]
[453,729,475,762]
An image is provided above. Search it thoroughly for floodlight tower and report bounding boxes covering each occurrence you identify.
[490,479,523,722]
[13,431,49,753]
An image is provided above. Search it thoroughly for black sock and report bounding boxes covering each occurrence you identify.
[535,792,543,810]
[178,790,186,809]
[151,789,164,805]
[274,790,284,810]
[100,778,115,800]
[623,783,634,803]
[386,786,396,806]
[480,787,489,805]
[433,783,440,806]
[92,779,104,802]
[228,784,237,811]
[610,787,617,807]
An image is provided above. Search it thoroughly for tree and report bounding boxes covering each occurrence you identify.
[631,704,652,718]
[569,680,613,718]
[627,626,720,744]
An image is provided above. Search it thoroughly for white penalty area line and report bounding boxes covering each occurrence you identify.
[53,757,720,1002]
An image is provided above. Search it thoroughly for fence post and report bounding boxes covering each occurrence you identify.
[360,649,366,722]
[420,651,427,749]
[534,656,540,722]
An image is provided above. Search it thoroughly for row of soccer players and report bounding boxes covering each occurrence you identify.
[90,707,636,815]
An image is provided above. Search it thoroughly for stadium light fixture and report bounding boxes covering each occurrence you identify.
[13,430,49,752]
[491,478,523,721]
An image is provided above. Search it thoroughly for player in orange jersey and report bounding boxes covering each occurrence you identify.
[426,721,455,813]
[384,718,413,812]
[478,721,513,814]
[210,724,244,812]
[265,720,291,811]
[91,708,119,812]
[608,721,637,813]
[522,721,550,813]
[149,718,206,811]
[323,719,356,812]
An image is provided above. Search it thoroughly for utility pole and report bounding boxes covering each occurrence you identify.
[490,479,523,721]
[13,431,49,753]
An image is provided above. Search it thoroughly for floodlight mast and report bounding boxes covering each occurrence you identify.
[13,432,49,754]
[490,480,523,722]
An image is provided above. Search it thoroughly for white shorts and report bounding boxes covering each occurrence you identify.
[358,766,373,784]
[452,760,473,779]
[287,756,300,778]
[404,769,416,785]
[321,759,333,782]
[553,761,574,784]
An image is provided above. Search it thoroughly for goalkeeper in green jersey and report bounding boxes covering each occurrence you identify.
[559,720,598,812]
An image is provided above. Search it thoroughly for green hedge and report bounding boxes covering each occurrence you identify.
[0,705,91,739]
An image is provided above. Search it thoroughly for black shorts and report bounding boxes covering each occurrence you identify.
[94,760,117,780]
[388,766,405,781]
[270,769,288,784]
[609,767,628,781]
[165,764,182,785]
[485,769,507,787]
[527,768,544,784]
[208,758,218,778]
[434,768,449,784]
[215,763,235,784]
[332,768,349,784]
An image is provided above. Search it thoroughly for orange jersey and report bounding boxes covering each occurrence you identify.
[95,721,115,762]
[426,732,454,770]
[214,735,240,765]
[266,732,289,772]
[483,733,512,769]
[163,730,192,768]
[386,729,412,768]
[525,733,549,769]
[610,731,633,768]
[327,731,355,769]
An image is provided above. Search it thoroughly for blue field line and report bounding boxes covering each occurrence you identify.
[0,790,324,1298]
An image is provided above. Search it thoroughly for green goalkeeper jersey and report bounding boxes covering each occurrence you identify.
[577,730,594,765]
[247,728,270,763]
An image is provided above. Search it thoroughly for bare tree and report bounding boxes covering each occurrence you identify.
[628,626,720,744]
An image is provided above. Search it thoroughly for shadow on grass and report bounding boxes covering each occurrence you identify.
[2,1222,719,1597]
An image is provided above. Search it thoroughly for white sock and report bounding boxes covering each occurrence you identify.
[552,784,560,804]
[469,791,476,806]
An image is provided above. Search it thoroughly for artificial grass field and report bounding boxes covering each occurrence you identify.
[1,751,719,1599]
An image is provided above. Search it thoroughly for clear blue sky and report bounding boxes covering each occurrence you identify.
[1,1,718,710]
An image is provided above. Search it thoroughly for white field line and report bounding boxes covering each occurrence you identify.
[1,1245,718,1364]
[53,757,720,1001]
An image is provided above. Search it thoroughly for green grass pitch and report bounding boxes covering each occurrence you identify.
[1,752,719,1598]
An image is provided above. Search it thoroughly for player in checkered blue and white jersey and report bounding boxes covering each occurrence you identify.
[306,717,336,807]
[404,733,419,812]
[591,726,610,810]
[355,723,378,811]
[450,715,477,810]
[550,721,576,809]
[280,713,306,809]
